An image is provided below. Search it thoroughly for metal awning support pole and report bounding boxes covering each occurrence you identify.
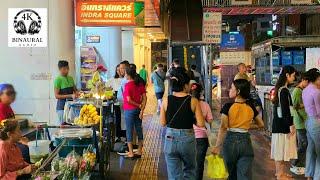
[208,44,213,108]
[203,45,209,103]
[168,39,173,95]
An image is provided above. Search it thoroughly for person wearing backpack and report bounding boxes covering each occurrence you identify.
[151,63,166,114]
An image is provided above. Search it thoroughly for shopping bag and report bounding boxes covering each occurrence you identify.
[206,154,229,179]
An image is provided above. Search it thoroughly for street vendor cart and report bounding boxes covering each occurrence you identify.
[31,97,115,179]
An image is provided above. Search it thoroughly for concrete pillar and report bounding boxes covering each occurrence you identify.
[105,27,122,78]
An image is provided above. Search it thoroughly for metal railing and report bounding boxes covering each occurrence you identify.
[202,0,317,7]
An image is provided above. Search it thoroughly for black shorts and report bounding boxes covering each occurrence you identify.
[155,92,164,100]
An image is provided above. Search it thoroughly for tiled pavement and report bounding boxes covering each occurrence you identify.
[108,86,306,180]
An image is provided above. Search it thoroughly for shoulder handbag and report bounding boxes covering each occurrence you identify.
[167,96,191,127]
[277,87,294,118]
[155,71,165,82]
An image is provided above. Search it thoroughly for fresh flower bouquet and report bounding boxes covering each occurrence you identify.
[79,145,96,179]
[59,150,80,180]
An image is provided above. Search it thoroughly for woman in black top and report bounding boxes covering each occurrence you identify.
[160,67,205,180]
[271,65,297,180]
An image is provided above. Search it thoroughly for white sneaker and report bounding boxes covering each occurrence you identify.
[296,167,305,175]
[290,166,300,175]
[117,149,138,156]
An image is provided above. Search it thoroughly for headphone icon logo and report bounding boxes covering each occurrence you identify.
[13,9,42,35]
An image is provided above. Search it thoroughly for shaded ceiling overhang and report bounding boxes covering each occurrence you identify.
[161,0,203,42]
[204,5,320,15]
[252,35,320,50]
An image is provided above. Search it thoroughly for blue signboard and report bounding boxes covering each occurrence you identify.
[281,51,292,65]
[220,33,245,52]
[272,51,280,66]
[292,50,305,65]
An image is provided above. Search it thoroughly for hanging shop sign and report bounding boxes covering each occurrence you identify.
[8,8,47,47]
[291,0,312,4]
[202,12,222,44]
[86,35,100,43]
[76,1,144,27]
[203,6,320,15]
[220,33,245,52]
[232,0,252,5]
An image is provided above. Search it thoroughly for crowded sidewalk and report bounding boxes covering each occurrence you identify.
[108,85,305,180]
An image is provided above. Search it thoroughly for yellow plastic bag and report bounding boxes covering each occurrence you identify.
[206,154,229,179]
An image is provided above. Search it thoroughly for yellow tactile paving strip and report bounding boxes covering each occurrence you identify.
[130,114,163,180]
[130,82,167,180]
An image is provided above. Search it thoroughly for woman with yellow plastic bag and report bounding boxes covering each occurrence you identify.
[206,154,229,179]
[211,79,264,180]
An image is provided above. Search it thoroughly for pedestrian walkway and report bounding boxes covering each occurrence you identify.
[130,114,165,180]
[108,86,305,180]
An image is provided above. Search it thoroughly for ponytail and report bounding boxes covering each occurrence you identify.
[126,66,145,86]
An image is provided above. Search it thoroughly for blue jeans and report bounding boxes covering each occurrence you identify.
[305,117,320,179]
[196,138,209,180]
[164,128,196,180]
[222,131,254,180]
[124,109,143,142]
[57,110,64,125]
[292,129,307,167]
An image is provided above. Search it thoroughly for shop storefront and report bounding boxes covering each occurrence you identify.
[74,0,145,90]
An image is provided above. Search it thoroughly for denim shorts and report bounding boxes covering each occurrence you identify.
[124,109,143,142]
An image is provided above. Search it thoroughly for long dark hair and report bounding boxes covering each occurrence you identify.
[114,64,120,79]
[233,79,251,100]
[126,66,144,86]
[272,65,296,104]
[170,67,190,92]
[232,79,257,107]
